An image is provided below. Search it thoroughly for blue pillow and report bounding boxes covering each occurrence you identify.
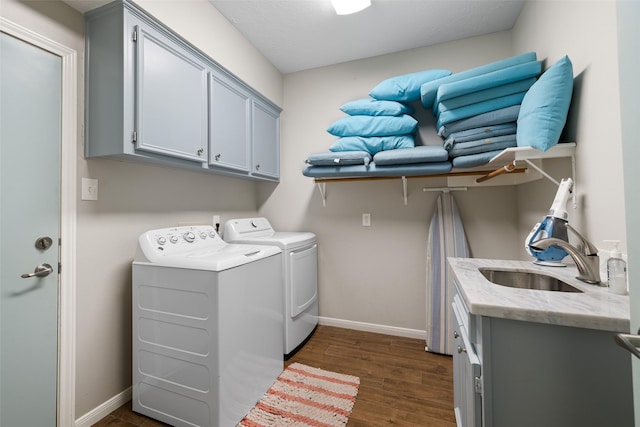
[329,135,415,155]
[517,56,574,151]
[369,69,452,102]
[306,151,372,166]
[340,98,414,116]
[373,145,449,165]
[327,114,418,137]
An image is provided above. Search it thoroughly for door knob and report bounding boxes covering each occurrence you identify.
[21,263,53,279]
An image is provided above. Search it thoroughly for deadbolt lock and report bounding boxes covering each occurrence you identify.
[35,236,53,250]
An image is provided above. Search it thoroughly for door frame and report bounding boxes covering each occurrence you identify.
[0,17,77,427]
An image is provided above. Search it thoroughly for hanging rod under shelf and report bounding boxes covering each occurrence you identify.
[313,168,527,206]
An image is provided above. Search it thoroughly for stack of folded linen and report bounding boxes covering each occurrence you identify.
[421,52,542,168]
[304,68,456,177]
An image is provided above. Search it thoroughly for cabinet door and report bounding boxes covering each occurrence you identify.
[134,24,208,163]
[452,302,482,427]
[251,100,280,179]
[209,73,250,172]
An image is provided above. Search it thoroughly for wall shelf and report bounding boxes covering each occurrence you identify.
[312,143,576,206]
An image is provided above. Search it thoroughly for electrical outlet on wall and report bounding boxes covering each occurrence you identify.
[81,177,98,201]
[362,213,371,226]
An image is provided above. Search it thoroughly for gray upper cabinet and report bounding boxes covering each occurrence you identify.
[134,24,208,163]
[209,73,251,172]
[252,100,280,179]
[85,0,281,181]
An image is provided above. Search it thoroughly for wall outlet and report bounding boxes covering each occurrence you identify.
[81,177,98,201]
[362,213,371,227]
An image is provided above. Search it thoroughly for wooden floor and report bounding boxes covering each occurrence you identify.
[94,325,455,426]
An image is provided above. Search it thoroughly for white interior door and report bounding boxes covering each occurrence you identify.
[0,31,61,426]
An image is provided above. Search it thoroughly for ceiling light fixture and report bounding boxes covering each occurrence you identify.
[331,0,371,15]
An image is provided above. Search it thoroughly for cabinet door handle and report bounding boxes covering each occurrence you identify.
[453,330,459,339]
[215,153,221,161]
[615,331,640,359]
[255,163,260,171]
[197,148,204,156]
[457,345,467,354]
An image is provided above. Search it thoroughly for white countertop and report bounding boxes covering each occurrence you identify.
[448,257,630,333]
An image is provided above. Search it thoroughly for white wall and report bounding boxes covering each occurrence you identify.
[512,1,626,255]
[1,0,284,419]
[260,31,523,332]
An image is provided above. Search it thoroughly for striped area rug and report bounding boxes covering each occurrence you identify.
[238,363,360,427]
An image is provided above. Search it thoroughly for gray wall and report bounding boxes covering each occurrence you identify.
[0,0,630,422]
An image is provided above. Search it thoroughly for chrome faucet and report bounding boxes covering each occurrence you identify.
[529,224,601,284]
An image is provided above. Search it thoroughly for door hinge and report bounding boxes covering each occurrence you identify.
[132,131,137,143]
[474,376,483,395]
[132,30,137,42]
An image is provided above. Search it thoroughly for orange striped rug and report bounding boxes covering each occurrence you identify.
[238,363,360,427]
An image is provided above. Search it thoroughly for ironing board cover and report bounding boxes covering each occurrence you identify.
[426,192,469,355]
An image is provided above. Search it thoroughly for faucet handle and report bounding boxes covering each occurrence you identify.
[566,224,599,255]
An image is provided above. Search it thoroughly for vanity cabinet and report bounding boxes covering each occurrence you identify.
[452,279,634,427]
[452,297,481,427]
[85,0,280,181]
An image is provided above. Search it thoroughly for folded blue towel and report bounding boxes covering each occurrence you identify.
[438,105,521,138]
[420,52,537,108]
[451,150,505,168]
[433,61,541,109]
[443,123,517,150]
[449,134,517,157]
[436,92,526,130]
[436,79,536,114]
[373,145,449,165]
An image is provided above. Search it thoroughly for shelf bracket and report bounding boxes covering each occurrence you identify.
[402,176,408,206]
[317,182,326,207]
[523,151,577,209]
[522,159,560,186]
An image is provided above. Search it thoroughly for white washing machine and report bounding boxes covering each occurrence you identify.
[132,225,283,427]
[224,217,318,357]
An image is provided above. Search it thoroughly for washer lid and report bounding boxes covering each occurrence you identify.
[134,225,281,271]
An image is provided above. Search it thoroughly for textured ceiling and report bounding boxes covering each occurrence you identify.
[63,0,526,74]
[208,0,526,74]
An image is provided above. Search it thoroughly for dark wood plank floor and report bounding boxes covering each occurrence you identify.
[94,325,455,426]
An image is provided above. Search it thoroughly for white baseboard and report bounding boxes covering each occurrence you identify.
[75,387,132,427]
[318,316,426,340]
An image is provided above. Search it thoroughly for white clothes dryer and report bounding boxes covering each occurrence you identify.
[132,225,283,427]
[224,217,318,357]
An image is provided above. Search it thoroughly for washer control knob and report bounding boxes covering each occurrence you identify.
[157,237,167,245]
[169,235,178,244]
[209,231,216,238]
[199,232,207,239]
[183,231,196,243]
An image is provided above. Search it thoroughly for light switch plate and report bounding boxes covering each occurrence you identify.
[362,213,371,226]
[81,177,98,201]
